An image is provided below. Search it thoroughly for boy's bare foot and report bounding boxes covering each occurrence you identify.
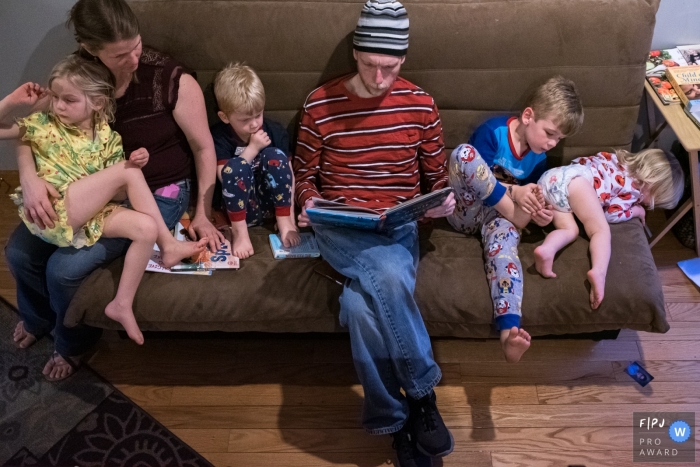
[230,221,254,259]
[587,269,606,310]
[277,216,301,247]
[13,321,37,348]
[105,300,144,345]
[534,245,557,278]
[500,326,531,363]
[161,238,208,268]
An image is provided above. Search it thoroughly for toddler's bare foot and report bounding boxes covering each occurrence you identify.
[500,326,531,363]
[105,300,144,345]
[230,222,254,259]
[277,216,301,247]
[13,321,37,349]
[161,238,208,268]
[587,269,606,310]
[534,245,557,278]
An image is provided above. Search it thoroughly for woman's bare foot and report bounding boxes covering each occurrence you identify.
[277,216,301,247]
[105,300,144,345]
[13,321,37,349]
[534,245,557,278]
[43,352,80,381]
[230,221,254,259]
[587,269,606,310]
[500,326,531,363]
[161,238,208,268]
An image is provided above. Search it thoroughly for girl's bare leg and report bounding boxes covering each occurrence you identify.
[100,207,157,344]
[534,211,579,278]
[568,177,611,309]
[64,161,206,267]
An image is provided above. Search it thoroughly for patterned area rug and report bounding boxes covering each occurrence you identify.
[0,298,212,467]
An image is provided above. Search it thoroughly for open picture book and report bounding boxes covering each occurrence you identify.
[305,187,453,232]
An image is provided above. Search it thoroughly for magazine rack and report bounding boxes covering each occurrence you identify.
[644,81,700,256]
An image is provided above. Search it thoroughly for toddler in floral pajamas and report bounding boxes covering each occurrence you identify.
[534,149,684,309]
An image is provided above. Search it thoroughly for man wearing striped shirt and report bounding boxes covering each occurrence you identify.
[294,1,456,465]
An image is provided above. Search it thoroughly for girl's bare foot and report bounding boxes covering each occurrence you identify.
[534,245,557,278]
[105,300,144,345]
[230,222,254,259]
[277,216,301,247]
[500,326,531,363]
[13,321,37,348]
[161,238,208,268]
[587,269,606,310]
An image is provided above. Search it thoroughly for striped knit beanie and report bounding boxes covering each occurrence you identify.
[353,0,409,57]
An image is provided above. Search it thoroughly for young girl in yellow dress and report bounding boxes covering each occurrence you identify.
[10,55,207,345]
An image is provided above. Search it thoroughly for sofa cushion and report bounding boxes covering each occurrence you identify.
[66,219,667,337]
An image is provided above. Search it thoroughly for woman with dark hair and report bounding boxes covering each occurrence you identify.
[5,0,224,380]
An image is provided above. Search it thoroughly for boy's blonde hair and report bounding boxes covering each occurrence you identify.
[525,76,584,137]
[49,54,116,126]
[616,148,684,210]
[214,63,265,115]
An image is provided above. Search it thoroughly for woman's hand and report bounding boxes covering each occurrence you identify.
[22,176,60,230]
[187,212,225,252]
[425,192,456,218]
[127,147,149,168]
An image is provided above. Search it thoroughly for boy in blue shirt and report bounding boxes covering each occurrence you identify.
[448,76,584,363]
[211,63,300,259]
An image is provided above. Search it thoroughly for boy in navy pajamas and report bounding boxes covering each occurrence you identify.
[211,63,300,258]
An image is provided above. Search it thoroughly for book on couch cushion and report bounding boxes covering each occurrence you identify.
[269,232,321,259]
[306,187,453,232]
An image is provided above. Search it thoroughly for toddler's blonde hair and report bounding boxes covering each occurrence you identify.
[525,76,584,137]
[214,63,265,115]
[616,148,684,210]
[49,54,116,126]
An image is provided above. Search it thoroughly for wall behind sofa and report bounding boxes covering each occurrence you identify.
[0,0,699,169]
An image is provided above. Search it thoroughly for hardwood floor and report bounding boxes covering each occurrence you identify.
[0,169,698,466]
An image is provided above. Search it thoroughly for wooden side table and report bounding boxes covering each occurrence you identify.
[644,81,700,255]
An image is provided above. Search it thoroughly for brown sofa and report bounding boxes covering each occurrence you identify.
[66,0,668,338]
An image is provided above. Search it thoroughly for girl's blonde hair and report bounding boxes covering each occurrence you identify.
[616,148,684,210]
[214,63,265,115]
[49,54,116,127]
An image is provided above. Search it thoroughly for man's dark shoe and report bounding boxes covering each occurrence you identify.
[407,390,454,457]
[392,426,432,467]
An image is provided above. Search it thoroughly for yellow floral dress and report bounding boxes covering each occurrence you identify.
[11,111,125,248]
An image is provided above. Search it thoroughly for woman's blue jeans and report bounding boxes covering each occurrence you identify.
[4,180,190,357]
[313,222,442,434]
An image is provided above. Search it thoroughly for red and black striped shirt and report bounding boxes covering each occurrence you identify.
[293,75,448,211]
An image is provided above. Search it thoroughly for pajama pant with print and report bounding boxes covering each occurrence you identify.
[447,144,523,331]
[221,147,293,225]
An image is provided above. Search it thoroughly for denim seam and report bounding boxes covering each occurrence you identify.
[366,418,406,436]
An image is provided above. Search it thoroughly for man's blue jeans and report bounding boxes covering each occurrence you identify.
[4,180,190,357]
[313,222,442,435]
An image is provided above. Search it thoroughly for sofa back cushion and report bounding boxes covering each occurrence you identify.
[129,0,659,164]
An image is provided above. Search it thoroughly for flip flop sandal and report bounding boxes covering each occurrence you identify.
[13,322,38,349]
[44,351,81,382]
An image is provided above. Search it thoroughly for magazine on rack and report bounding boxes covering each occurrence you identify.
[305,187,453,232]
